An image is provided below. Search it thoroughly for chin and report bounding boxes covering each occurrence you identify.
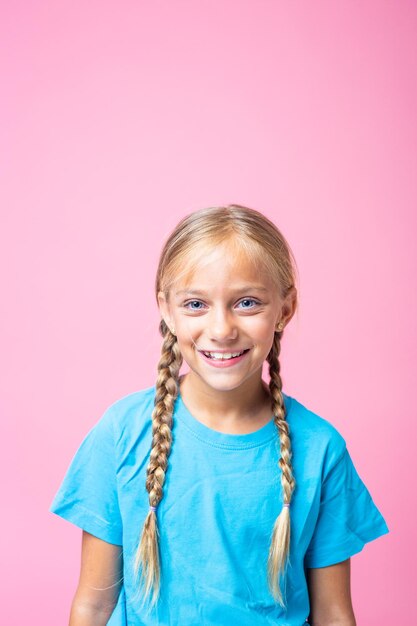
[193,370,255,393]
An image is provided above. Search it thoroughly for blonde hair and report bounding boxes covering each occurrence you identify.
[134,204,298,608]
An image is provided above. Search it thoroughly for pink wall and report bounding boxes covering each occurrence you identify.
[1,1,415,624]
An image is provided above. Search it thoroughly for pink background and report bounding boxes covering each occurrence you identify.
[1,1,415,624]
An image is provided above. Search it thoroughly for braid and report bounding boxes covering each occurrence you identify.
[134,319,183,607]
[266,329,296,608]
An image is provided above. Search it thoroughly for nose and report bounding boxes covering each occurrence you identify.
[207,307,238,342]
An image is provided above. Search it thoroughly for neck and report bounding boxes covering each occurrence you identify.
[178,371,273,433]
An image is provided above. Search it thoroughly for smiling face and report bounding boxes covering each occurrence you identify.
[158,239,296,397]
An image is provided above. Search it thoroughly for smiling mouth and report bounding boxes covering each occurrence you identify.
[199,349,250,361]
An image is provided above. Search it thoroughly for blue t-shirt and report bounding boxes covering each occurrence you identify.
[50,386,389,625]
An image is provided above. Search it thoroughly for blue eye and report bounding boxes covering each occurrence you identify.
[238,298,258,309]
[184,300,205,310]
[183,298,259,311]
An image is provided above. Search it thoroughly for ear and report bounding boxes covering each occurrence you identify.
[157,291,173,329]
[276,286,298,328]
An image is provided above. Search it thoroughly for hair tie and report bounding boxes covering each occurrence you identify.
[149,505,157,512]
[283,502,290,508]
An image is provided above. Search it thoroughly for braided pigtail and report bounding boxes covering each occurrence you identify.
[134,319,183,607]
[266,328,296,608]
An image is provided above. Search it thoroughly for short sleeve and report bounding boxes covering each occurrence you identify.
[49,406,123,545]
[305,446,389,568]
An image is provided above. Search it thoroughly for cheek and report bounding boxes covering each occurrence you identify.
[244,317,275,338]
[175,316,202,340]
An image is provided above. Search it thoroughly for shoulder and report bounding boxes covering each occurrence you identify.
[103,384,156,420]
[95,384,157,445]
[284,393,347,470]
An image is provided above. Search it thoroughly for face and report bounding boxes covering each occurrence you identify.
[158,242,296,395]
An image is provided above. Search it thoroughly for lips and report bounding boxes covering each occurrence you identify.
[199,349,250,361]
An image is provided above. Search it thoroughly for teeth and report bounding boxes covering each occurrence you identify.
[202,350,246,360]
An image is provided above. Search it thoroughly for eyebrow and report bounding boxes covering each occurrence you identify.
[175,286,269,296]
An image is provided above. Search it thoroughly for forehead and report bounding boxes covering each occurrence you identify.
[171,241,273,293]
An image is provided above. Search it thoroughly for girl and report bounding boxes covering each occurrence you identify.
[50,204,389,626]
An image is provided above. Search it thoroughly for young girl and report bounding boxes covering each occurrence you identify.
[50,204,389,626]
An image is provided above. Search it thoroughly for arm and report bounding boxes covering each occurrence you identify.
[69,531,123,626]
[306,558,356,626]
